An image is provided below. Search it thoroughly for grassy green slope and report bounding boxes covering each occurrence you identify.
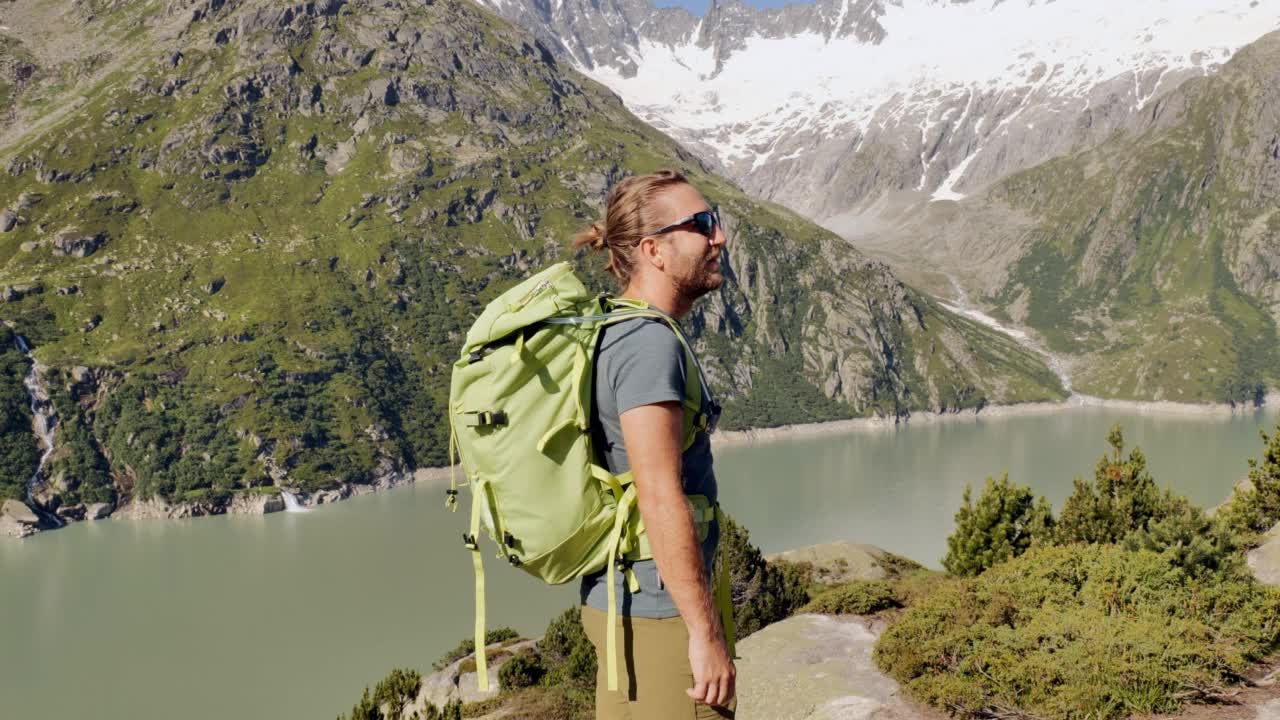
[0,0,1062,509]
[987,32,1280,404]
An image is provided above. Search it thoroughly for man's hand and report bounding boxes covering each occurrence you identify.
[687,630,736,706]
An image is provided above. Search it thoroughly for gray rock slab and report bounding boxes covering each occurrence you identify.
[767,542,919,584]
[1,514,39,538]
[0,208,16,232]
[2,499,40,525]
[85,502,115,520]
[736,614,938,720]
[51,229,104,258]
[1248,523,1280,587]
[1256,698,1280,720]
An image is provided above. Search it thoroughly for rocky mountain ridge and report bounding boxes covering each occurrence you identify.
[474,0,1280,226]
[876,29,1280,404]
[0,0,1062,532]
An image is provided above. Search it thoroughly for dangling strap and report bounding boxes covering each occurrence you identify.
[468,481,489,691]
[445,409,459,512]
[604,482,640,692]
[714,504,737,659]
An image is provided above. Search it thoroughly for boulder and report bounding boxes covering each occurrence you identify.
[2,499,41,525]
[735,614,941,720]
[1248,522,1280,587]
[1,283,42,303]
[1,514,39,539]
[70,366,93,386]
[409,638,538,716]
[56,503,86,521]
[227,492,285,515]
[767,542,923,585]
[311,487,350,505]
[51,229,105,258]
[0,209,16,232]
[85,502,115,520]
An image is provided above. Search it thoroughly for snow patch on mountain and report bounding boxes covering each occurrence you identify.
[575,0,1280,192]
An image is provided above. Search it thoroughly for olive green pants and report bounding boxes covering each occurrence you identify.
[581,605,736,720]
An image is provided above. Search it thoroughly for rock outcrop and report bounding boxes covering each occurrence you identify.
[1,499,43,538]
[767,541,922,585]
[227,492,286,515]
[84,502,115,520]
[50,229,104,258]
[409,637,538,715]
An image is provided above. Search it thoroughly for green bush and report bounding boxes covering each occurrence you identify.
[337,667,432,720]
[1123,494,1236,577]
[717,513,813,637]
[499,647,545,691]
[536,606,595,690]
[943,473,1054,576]
[875,544,1280,720]
[802,580,899,615]
[1058,425,1176,544]
[1219,425,1280,545]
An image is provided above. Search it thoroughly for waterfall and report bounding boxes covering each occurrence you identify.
[281,491,309,513]
[14,334,64,526]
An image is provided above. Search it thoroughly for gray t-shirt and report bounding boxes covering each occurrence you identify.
[580,317,720,619]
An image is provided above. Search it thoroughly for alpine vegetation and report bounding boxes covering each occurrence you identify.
[877,425,1280,719]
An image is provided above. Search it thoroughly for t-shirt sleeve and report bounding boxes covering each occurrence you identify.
[604,321,686,415]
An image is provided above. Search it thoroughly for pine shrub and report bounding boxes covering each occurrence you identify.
[943,473,1054,577]
[875,544,1280,720]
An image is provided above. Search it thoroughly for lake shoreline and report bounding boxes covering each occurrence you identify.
[6,392,1277,540]
[710,392,1280,449]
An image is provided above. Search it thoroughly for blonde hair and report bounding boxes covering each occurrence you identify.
[572,169,690,288]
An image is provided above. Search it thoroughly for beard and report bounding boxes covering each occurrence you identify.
[671,251,724,301]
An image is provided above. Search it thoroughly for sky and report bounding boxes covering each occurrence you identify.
[653,0,804,15]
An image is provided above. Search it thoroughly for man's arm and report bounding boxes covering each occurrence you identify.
[620,401,735,707]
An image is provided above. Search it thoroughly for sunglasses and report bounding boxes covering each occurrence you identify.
[648,208,721,241]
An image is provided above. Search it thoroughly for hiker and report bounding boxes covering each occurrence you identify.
[572,169,736,719]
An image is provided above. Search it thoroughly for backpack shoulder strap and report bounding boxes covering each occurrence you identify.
[595,299,720,448]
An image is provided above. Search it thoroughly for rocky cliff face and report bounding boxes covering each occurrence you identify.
[0,0,1061,523]
[474,0,1280,225]
[882,30,1280,404]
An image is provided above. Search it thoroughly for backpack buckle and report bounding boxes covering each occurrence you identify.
[706,402,722,434]
[462,533,478,550]
[507,554,522,567]
[462,410,507,427]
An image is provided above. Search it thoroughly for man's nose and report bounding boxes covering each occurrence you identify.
[711,224,727,247]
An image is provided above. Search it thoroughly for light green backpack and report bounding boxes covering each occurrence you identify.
[447,261,735,692]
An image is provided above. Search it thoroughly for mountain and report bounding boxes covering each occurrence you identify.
[882,29,1280,405]
[0,0,1062,524]
[473,0,1280,227]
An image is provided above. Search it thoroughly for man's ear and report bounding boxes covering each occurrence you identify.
[637,235,665,271]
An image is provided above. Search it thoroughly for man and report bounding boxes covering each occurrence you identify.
[572,169,735,719]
